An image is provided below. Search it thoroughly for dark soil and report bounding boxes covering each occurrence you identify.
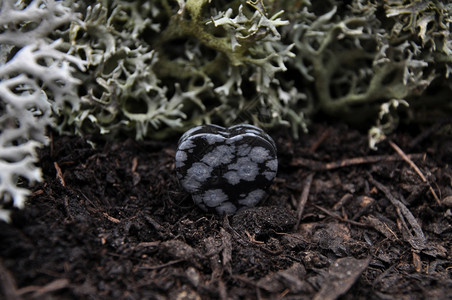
[1,123,451,300]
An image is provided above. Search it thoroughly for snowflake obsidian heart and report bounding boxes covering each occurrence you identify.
[175,124,278,214]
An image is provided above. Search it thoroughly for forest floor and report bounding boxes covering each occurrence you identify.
[0,122,451,300]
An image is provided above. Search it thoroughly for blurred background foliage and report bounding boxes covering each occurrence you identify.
[65,0,452,141]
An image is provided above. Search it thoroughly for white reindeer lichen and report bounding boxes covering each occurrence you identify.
[0,0,85,221]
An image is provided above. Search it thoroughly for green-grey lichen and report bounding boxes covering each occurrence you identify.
[278,0,451,146]
[288,1,440,115]
[64,0,298,139]
[62,0,451,142]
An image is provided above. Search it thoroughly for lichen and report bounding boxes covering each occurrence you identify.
[64,0,450,142]
[0,0,85,221]
[62,0,297,139]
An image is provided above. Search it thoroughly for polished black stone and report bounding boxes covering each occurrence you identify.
[175,124,278,214]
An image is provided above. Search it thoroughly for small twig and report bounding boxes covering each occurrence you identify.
[309,128,330,153]
[222,216,249,247]
[332,193,353,211]
[294,173,314,230]
[131,157,138,172]
[17,279,69,297]
[103,212,120,223]
[136,241,161,248]
[369,176,426,251]
[311,204,368,227]
[291,153,423,171]
[388,140,441,206]
[31,189,44,197]
[245,230,264,244]
[363,215,399,241]
[140,259,184,270]
[278,288,290,299]
[412,251,422,273]
[53,162,66,187]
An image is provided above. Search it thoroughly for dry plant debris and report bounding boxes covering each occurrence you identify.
[0,123,451,299]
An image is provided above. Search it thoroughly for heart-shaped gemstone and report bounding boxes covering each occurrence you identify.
[175,124,278,214]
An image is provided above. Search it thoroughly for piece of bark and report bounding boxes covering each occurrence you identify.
[313,257,370,300]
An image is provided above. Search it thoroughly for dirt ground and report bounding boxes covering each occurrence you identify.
[1,122,451,299]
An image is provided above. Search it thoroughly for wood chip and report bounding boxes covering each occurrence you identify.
[369,176,426,251]
[313,257,370,300]
[389,140,441,206]
[294,172,315,230]
[363,215,398,241]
